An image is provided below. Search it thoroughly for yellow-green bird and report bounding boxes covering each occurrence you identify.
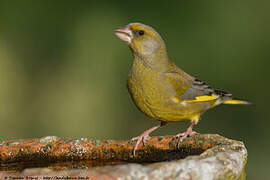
[114,22,250,156]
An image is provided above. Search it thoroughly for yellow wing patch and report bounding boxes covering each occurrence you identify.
[170,95,218,104]
[223,99,251,105]
[183,95,218,103]
[171,97,181,103]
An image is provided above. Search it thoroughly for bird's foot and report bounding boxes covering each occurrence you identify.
[175,130,197,142]
[175,122,197,148]
[132,134,151,156]
[131,135,150,145]
[130,122,166,157]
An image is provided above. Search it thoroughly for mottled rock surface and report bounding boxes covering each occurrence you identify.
[0,134,247,180]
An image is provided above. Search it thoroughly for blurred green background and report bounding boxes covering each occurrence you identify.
[0,0,269,178]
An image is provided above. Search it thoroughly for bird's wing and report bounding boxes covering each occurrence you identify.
[179,78,251,105]
[180,78,232,102]
[164,65,232,103]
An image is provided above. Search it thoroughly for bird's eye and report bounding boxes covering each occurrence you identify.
[138,30,145,36]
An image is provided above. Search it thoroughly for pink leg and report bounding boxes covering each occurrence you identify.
[175,122,197,143]
[132,122,167,156]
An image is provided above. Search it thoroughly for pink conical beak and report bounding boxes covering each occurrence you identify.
[114,26,133,44]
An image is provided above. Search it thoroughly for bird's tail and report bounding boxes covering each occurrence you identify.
[223,99,252,105]
[214,90,252,105]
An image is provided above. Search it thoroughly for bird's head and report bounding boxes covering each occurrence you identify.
[114,23,167,58]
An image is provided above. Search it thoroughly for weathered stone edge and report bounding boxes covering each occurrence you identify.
[0,134,247,180]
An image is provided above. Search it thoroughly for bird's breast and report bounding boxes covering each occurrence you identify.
[127,60,176,120]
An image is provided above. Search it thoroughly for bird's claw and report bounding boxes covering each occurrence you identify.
[176,130,197,138]
[131,135,150,145]
[132,135,150,156]
[175,130,197,147]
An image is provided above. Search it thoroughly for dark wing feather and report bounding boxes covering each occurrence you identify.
[181,78,232,100]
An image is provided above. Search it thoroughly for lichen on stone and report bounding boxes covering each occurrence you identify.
[0,134,247,180]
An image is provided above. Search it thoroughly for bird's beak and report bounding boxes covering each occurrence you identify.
[114,26,133,44]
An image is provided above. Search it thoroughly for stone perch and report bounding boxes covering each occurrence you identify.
[0,134,247,180]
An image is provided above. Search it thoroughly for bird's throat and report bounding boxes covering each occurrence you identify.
[133,50,171,71]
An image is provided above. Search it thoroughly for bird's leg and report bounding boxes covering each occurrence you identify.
[175,121,197,143]
[132,121,167,156]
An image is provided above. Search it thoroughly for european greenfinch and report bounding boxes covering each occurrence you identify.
[114,22,250,156]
